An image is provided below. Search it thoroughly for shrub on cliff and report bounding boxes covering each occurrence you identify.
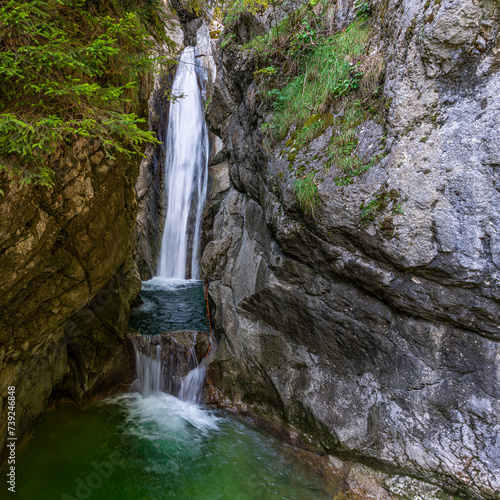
[0,0,176,190]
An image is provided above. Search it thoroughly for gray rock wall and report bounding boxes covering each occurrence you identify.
[134,73,174,280]
[202,1,500,498]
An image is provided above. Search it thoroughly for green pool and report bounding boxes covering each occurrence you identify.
[7,394,332,500]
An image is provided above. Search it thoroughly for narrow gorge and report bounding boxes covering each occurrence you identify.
[0,0,499,499]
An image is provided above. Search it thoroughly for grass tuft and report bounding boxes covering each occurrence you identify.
[293,172,320,216]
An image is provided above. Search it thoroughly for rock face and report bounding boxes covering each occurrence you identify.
[130,330,211,370]
[0,138,141,459]
[134,74,174,280]
[201,1,500,498]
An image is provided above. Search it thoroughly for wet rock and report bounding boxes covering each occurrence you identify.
[130,330,211,369]
[134,70,178,280]
[61,263,140,400]
[129,330,211,396]
[201,0,500,498]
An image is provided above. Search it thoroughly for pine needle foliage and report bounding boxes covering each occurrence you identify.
[0,0,176,188]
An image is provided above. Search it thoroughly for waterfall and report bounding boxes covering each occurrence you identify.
[133,345,162,398]
[131,334,209,403]
[179,348,206,404]
[134,48,211,403]
[157,47,209,279]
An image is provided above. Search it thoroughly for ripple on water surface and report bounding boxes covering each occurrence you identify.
[7,393,333,500]
[129,278,209,335]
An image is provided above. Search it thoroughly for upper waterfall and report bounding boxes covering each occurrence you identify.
[157,47,208,279]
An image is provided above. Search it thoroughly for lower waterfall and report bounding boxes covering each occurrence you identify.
[129,277,211,403]
[132,337,207,403]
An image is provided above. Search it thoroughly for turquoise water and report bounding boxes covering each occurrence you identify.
[130,278,208,335]
[8,394,332,500]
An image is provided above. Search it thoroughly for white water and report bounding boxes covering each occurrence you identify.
[157,47,208,279]
[133,345,162,398]
[179,348,207,404]
[132,336,207,403]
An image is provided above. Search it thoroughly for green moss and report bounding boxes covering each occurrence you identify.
[404,18,417,46]
[360,189,403,227]
[379,216,395,237]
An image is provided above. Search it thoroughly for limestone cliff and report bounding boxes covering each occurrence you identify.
[201,0,500,498]
[0,138,141,459]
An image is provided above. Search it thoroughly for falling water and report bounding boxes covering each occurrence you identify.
[133,344,162,398]
[135,47,210,402]
[131,332,210,403]
[179,348,206,404]
[157,47,209,279]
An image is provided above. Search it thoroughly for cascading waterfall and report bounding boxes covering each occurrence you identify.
[133,49,210,404]
[131,336,208,403]
[157,46,209,279]
[179,347,206,404]
[133,344,162,398]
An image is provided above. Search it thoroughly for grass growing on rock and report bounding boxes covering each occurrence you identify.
[293,172,320,217]
[360,188,403,236]
[263,21,372,143]
[222,0,386,214]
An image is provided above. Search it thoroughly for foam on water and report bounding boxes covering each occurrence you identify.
[110,393,220,440]
[142,276,202,291]
[6,392,333,499]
